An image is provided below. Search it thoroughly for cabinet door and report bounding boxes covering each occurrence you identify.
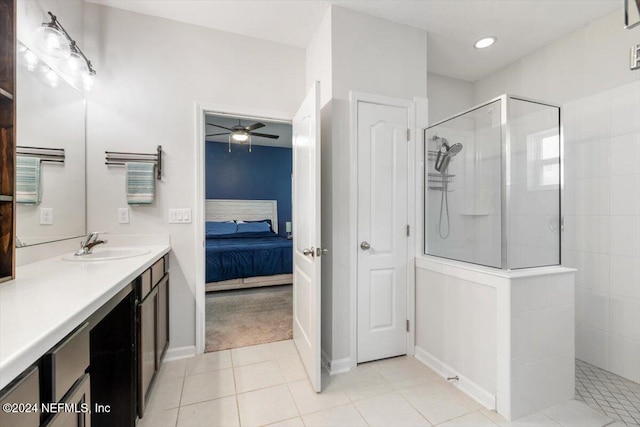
[155,275,169,368]
[137,287,157,417]
[45,374,91,427]
[0,366,39,427]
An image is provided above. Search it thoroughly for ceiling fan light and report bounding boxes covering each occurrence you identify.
[232,132,249,142]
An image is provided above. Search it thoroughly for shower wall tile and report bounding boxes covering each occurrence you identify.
[580,289,610,331]
[566,215,610,253]
[565,251,609,294]
[609,296,640,341]
[609,175,640,215]
[563,177,610,216]
[563,139,610,179]
[608,335,640,383]
[610,81,640,137]
[609,216,640,256]
[563,80,640,384]
[609,133,640,176]
[571,91,611,142]
[610,255,640,299]
[576,324,610,370]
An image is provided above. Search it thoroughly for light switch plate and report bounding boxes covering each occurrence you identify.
[118,208,130,224]
[169,208,192,224]
[40,208,53,225]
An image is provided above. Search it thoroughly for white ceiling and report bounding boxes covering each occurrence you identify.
[86,0,621,82]
[205,114,292,149]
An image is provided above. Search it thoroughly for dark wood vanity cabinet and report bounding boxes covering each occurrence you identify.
[0,0,16,282]
[0,254,170,427]
[137,255,170,418]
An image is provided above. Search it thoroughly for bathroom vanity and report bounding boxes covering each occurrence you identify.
[0,244,170,427]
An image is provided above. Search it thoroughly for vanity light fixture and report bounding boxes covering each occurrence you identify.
[474,36,497,49]
[34,12,96,77]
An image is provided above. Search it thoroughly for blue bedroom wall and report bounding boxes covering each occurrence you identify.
[205,142,292,236]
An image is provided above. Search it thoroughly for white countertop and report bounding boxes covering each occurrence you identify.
[0,244,170,390]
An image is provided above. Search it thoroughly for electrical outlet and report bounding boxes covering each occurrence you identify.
[40,208,53,225]
[168,208,192,224]
[118,208,130,224]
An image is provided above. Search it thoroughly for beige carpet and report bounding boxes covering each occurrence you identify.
[205,284,293,352]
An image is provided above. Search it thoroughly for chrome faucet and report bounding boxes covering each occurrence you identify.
[75,231,109,256]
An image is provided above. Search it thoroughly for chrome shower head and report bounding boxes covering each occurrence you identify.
[447,143,463,156]
[434,141,463,173]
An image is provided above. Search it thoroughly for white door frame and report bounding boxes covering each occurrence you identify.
[349,91,416,368]
[194,102,293,355]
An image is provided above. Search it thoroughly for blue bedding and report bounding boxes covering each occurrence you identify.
[206,235,293,283]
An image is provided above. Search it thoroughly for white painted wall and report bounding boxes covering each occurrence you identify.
[311,5,427,366]
[83,3,305,351]
[426,72,474,125]
[471,8,640,382]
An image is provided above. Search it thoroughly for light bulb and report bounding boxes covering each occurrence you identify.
[82,73,94,91]
[60,50,88,76]
[24,51,39,69]
[34,25,71,59]
[44,68,59,87]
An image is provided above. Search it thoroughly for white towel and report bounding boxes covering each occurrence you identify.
[16,156,42,204]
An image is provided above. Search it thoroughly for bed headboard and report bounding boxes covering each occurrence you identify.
[205,199,279,233]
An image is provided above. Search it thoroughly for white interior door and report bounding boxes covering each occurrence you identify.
[292,81,322,392]
[357,100,409,363]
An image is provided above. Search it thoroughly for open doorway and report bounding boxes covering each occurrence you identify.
[203,113,294,352]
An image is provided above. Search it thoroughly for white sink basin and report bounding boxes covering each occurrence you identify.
[63,247,150,262]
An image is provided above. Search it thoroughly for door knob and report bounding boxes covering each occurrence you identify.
[302,247,315,257]
[360,241,371,250]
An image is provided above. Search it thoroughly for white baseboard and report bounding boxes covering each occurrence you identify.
[414,345,495,410]
[321,349,353,376]
[164,345,196,361]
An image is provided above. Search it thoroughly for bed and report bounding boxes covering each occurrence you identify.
[205,199,293,292]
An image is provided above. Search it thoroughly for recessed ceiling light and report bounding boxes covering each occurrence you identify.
[474,37,497,49]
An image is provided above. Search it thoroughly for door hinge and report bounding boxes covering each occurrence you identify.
[406,319,410,332]
[407,128,411,141]
[406,225,410,236]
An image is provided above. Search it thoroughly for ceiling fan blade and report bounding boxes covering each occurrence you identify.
[249,132,280,139]
[206,123,232,131]
[245,122,265,131]
[206,132,230,137]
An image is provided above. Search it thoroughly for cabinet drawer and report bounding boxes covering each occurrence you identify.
[151,258,164,288]
[163,254,169,272]
[47,324,90,403]
[140,269,151,298]
[44,373,91,427]
[0,367,40,427]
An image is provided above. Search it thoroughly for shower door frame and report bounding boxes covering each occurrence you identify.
[423,94,562,270]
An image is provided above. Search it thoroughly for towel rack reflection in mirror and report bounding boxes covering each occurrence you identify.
[17,146,65,163]
[105,145,162,180]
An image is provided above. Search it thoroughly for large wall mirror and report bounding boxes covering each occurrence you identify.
[15,42,86,247]
[626,0,640,29]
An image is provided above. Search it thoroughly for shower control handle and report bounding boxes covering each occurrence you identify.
[360,241,371,250]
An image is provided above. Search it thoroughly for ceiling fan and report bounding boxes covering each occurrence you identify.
[206,120,280,142]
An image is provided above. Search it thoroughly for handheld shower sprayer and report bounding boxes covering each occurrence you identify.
[431,136,464,239]
[434,138,464,174]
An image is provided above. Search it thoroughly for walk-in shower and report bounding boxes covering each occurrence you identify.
[424,95,561,269]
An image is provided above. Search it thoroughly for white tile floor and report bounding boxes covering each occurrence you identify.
[140,340,617,427]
